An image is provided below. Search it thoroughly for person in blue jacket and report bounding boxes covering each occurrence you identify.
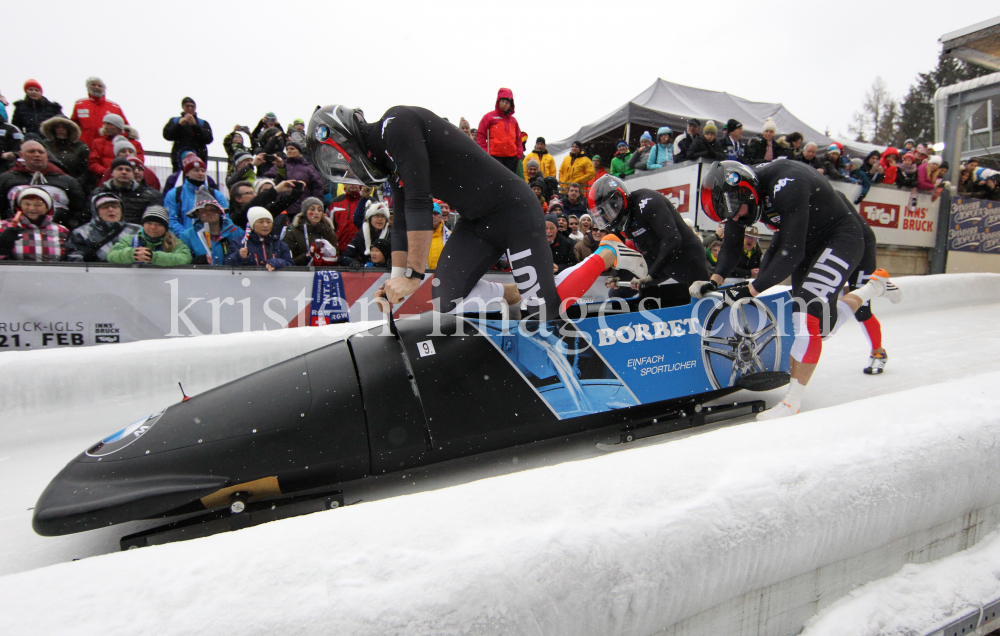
[178,189,243,265]
[166,154,228,235]
[225,207,294,270]
[646,126,674,170]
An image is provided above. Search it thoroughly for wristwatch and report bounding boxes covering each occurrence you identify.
[404,267,425,281]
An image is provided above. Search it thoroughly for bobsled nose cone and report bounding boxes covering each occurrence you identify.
[32,462,229,537]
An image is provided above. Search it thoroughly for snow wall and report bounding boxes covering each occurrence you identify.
[2,274,1000,636]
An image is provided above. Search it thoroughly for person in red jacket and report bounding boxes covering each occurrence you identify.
[475,88,522,173]
[70,77,128,150]
[330,183,369,253]
[88,114,132,177]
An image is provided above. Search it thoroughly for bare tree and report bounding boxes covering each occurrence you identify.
[848,77,898,144]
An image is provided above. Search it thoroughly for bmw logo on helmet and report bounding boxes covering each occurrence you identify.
[725,172,740,186]
[609,180,618,188]
[314,125,330,141]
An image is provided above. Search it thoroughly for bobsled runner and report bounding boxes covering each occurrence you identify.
[33,287,794,547]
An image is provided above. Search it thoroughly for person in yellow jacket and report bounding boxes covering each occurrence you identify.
[427,200,451,269]
[559,140,595,192]
[523,136,557,181]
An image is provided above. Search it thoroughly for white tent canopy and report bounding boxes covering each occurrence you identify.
[549,78,868,157]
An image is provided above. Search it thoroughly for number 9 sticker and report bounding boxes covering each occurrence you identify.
[417,340,436,357]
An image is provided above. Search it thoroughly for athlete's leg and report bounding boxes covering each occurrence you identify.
[759,223,864,420]
[844,217,888,361]
[553,237,621,306]
[487,203,561,318]
[432,217,506,314]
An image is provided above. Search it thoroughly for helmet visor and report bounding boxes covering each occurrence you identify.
[591,200,620,230]
[314,141,366,186]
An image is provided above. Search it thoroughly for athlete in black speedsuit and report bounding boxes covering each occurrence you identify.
[307,105,560,316]
[692,160,900,420]
[757,190,897,375]
[588,175,708,295]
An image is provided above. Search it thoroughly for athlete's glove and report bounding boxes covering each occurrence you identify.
[631,275,653,290]
[604,276,619,289]
[689,280,717,299]
[723,285,754,306]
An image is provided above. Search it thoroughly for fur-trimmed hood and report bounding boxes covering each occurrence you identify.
[40,117,81,143]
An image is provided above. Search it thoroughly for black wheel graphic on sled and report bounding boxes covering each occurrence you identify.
[700,296,783,390]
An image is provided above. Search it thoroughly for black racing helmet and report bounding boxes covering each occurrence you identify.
[587,174,631,232]
[307,105,388,186]
[700,161,762,227]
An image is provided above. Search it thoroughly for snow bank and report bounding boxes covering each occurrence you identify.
[0,320,381,417]
[802,528,1000,636]
[873,272,1000,317]
[3,367,1000,635]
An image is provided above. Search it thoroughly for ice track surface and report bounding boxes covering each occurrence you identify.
[1,274,999,635]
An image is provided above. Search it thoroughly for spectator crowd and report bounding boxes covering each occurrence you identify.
[1,78,997,282]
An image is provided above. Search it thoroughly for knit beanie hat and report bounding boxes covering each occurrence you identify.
[526,158,540,169]
[529,178,545,192]
[300,197,324,213]
[762,117,777,133]
[253,178,275,194]
[543,213,558,226]
[536,137,546,144]
[285,140,305,154]
[24,79,42,94]
[364,200,390,221]
[370,237,391,259]
[112,135,135,156]
[142,205,170,229]
[187,187,224,218]
[849,158,864,171]
[246,206,273,228]
[233,152,252,167]
[726,118,742,133]
[102,113,125,131]
[703,120,718,135]
[640,131,653,143]
[548,200,564,213]
[928,155,942,166]
[93,193,123,212]
[110,156,133,171]
[617,140,629,149]
[827,144,841,155]
[15,186,53,211]
[181,97,195,107]
[182,153,206,175]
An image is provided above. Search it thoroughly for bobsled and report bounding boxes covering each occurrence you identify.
[33,288,794,547]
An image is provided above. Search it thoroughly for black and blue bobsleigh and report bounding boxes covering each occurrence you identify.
[33,289,792,543]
